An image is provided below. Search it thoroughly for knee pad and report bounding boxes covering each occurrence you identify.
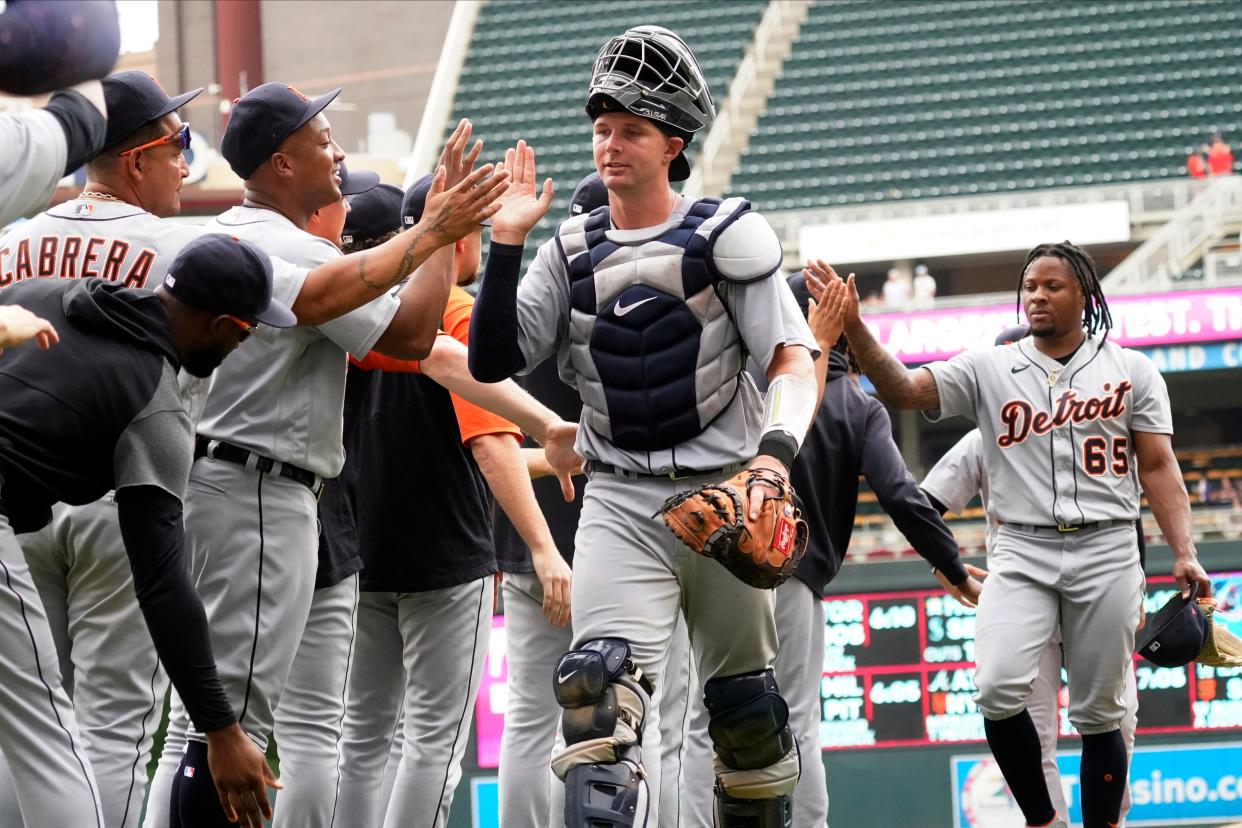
[552,638,653,826]
[705,669,800,803]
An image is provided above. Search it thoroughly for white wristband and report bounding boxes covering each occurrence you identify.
[760,374,818,455]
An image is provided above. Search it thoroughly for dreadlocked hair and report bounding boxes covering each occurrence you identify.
[1016,241,1113,341]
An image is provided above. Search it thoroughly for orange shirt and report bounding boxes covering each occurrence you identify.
[1209,144,1234,176]
[349,286,522,445]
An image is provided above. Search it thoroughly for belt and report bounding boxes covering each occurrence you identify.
[194,437,325,498]
[1006,518,1134,536]
[584,460,744,481]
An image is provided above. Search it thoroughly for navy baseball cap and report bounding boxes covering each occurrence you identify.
[1137,582,1210,668]
[221,82,342,179]
[162,234,296,328]
[569,172,608,217]
[995,324,1031,346]
[101,70,202,152]
[401,172,490,228]
[343,183,403,246]
[339,162,380,197]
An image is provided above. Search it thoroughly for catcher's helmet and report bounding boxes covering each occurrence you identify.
[586,25,715,181]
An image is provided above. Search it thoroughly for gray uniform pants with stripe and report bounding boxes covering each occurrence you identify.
[143,458,320,825]
[565,470,780,828]
[270,574,360,828]
[497,571,573,828]
[974,524,1143,733]
[0,500,165,828]
[0,512,104,825]
[774,578,829,828]
[335,578,491,828]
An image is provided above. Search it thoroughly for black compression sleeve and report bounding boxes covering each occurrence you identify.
[923,491,950,516]
[43,89,107,175]
[468,241,526,382]
[861,405,970,585]
[115,486,237,733]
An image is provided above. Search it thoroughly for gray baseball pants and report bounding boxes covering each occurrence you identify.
[565,469,780,828]
[144,457,320,823]
[654,612,714,828]
[497,570,573,828]
[271,574,360,828]
[0,500,166,828]
[774,577,828,828]
[0,511,104,825]
[974,523,1143,733]
[334,578,491,828]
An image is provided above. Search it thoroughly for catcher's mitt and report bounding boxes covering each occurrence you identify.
[659,468,808,589]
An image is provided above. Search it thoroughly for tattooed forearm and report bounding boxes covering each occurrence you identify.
[355,251,386,291]
[845,322,940,409]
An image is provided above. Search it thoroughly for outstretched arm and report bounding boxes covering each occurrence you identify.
[0,305,58,354]
[807,263,940,410]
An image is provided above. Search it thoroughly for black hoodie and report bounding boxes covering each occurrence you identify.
[0,278,236,732]
[0,279,175,530]
[777,350,969,593]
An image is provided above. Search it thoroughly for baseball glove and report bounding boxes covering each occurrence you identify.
[659,468,808,589]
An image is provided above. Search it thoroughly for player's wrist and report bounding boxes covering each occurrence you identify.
[748,453,789,478]
[489,227,529,246]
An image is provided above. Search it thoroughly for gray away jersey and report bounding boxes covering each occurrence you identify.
[0,110,68,228]
[512,196,818,472]
[197,205,399,479]
[920,429,997,550]
[925,335,1172,526]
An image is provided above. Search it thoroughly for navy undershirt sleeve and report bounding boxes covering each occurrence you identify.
[43,89,107,175]
[861,404,970,585]
[468,241,526,382]
[115,485,237,733]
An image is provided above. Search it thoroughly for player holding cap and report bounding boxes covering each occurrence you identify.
[470,26,819,827]
[920,322,1140,825]
[142,83,508,828]
[816,241,1210,828]
[0,234,294,828]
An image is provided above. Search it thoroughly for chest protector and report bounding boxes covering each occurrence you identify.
[555,197,758,451]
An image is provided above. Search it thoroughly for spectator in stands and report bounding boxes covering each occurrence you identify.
[882,266,911,306]
[1196,470,1213,505]
[912,263,937,306]
[1221,476,1241,509]
[1187,147,1208,179]
[1208,130,1234,176]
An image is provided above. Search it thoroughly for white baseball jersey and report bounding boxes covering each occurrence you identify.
[925,335,1172,527]
[920,429,996,549]
[197,205,399,479]
[0,198,201,290]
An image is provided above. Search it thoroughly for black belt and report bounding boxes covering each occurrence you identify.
[194,437,325,498]
[584,460,744,481]
[1006,518,1134,535]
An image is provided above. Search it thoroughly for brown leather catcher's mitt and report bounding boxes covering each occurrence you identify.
[659,468,809,589]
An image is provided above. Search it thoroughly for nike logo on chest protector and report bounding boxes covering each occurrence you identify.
[614,296,658,317]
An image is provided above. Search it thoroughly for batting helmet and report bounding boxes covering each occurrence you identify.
[586,25,715,181]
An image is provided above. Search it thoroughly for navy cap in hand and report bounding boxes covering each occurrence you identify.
[995,324,1031,346]
[162,234,296,328]
[569,171,608,217]
[101,70,202,152]
[343,183,403,246]
[1137,582,1210,668]
[221,82,341,180]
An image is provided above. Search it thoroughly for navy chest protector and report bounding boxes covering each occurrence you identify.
[555,197,759,452]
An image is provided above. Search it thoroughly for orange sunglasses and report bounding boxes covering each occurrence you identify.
[119,123,192,157]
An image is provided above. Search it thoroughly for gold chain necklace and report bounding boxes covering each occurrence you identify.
[79,191,127,204]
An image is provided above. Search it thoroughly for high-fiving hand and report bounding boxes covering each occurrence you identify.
[490,139,555,246]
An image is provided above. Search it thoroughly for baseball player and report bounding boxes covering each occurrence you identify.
[321,170,570,828]
[140,87,508,828]
[0,0,118,227]
[469,26,820,826]
[920,324,1140,825]
[0,235,294,828]
[816,241,1211,828]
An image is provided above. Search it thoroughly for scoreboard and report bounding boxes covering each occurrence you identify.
[818,571,1242,750]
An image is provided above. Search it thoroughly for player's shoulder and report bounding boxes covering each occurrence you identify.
[709,198,781,283]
